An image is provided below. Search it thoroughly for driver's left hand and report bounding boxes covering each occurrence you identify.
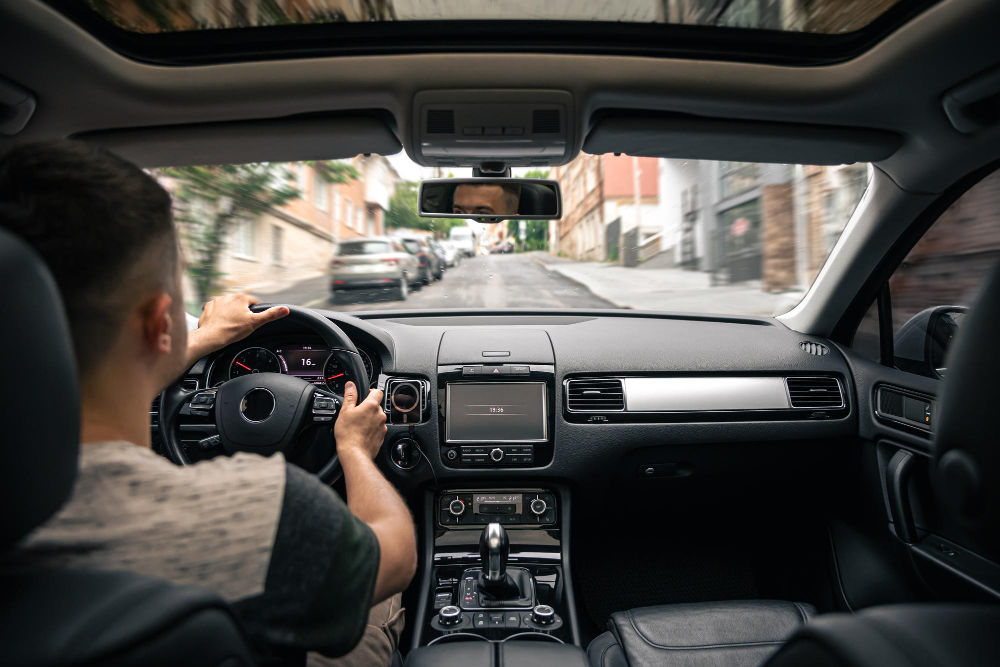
[186,294,289,365]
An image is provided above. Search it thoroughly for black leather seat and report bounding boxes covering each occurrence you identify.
[589,261,1000,667]
[587,600,815,667]
[0,228,256,667]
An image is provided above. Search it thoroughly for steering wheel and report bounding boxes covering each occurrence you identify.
[159,305,371,484]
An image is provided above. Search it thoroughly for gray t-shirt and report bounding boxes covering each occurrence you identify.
[3,441,380,660]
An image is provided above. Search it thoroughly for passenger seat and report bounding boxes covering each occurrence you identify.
[587,599,814,667]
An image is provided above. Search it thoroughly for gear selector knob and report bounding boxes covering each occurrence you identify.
[479,522,509,582]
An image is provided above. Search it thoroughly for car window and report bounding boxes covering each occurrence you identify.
[401,239,421,254]
[851,168,1000,378]
[338,241,390,255]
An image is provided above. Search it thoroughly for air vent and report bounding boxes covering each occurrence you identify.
[799,341,829,356]
[785,377,844,409]
[426,109,455,134]
[532,109,560,134]
[566,378,624,412]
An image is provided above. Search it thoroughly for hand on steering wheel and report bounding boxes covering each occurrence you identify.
[159,305,373,484]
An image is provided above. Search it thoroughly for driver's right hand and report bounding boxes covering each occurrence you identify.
[334,382,387,461]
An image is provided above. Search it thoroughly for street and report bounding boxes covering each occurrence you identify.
[258,252,619,311]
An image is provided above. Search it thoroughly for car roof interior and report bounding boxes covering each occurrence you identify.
[4,1,1000,666]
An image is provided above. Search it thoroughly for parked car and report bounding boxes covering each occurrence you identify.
[329,237,418,301]
[490,239,515,254]
[428,239,450,274]
[396,235,441,284]
[437,240,461,267]
[448,224,478,257]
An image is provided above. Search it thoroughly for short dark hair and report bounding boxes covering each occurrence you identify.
[0,140,178,376]
[500,183,521,214]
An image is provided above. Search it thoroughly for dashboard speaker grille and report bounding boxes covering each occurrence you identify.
[426,109,455,134]
[785,377,844,409]
[566,378,624,412]
[799,341,829,356]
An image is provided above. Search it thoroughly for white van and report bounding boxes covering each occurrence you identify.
[448,225,478,257]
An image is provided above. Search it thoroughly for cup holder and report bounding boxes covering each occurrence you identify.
[427,632,490,646]
[503,631,563,644]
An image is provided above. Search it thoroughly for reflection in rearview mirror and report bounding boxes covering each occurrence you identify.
[418,178,561,222]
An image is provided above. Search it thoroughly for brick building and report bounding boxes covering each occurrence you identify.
[550,154,659,260]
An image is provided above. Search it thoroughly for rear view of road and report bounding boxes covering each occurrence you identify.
[260,253,619,312]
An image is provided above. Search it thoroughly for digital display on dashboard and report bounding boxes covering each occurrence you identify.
[446,382,547,442]
[276,346,329,378]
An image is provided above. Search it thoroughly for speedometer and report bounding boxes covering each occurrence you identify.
[357,348,375,386]
[323,355,348,394]
[230,347,281,379]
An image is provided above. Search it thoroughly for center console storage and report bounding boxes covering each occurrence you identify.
[406,640,589,667]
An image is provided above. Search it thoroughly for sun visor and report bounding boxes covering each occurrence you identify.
[583,113,902,165]
[75,115,401,167]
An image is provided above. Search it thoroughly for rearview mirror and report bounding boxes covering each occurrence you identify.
[418,178,561,223]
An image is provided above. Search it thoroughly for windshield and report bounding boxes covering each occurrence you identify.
[161,155,869,316]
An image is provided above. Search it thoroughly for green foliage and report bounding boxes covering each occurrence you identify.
[164,161,358,304]
[386,181,463,239]
[506,219,549,252]
[521,168,550,179]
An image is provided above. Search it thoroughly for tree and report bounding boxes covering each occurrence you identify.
[506,169,551,251]
[385,181,461,239]
[164,160,358,304]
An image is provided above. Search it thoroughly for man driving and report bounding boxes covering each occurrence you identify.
[0,141,416,666]
[452,182,520,217]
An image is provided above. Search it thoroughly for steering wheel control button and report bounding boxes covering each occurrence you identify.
[312,394,339,422]
[240,388,275,423]
[191,392,215,407]
[489,448,504,462]
[197,435,221,451]
[438,605,462,627]
[531,605,555,626]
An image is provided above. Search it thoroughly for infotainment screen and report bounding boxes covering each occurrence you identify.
[446,382,547,442]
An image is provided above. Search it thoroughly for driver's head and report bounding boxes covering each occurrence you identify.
[452,183,520,217]
[0,140,187,392]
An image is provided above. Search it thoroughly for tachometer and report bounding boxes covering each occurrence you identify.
[230,347,281,379]
[323,355,348,394]
[357,348,375,386]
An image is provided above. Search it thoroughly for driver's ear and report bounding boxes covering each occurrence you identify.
[138,291,175,357]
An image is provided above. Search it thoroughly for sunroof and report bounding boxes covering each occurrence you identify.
[81,0,905,36]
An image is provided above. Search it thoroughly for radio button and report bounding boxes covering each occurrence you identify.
[462,455,487,464]
[489,448,504,462]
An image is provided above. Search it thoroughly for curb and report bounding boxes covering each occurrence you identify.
[529,254,629,309]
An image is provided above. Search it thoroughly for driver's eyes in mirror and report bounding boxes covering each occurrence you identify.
[451,183,520,216]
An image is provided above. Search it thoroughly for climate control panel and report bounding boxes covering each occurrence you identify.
[438,490,556,528]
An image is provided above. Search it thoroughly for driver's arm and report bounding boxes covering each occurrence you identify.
[184,294,289,368]
[335,382,419,603]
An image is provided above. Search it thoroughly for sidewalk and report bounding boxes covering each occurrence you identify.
[529,252,802,316]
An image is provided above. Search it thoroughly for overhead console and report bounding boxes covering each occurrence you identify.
[411,90,575,168]
[564,374,848,424]
[437,329,555,469]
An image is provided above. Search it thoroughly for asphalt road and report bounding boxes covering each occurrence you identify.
[261,252,619,312]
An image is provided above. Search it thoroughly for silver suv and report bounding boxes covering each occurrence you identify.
[330,237,419,301]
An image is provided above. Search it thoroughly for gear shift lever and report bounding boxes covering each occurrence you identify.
[480,522,509,582]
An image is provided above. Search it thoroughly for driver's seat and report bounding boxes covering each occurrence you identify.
[0,227,256,666]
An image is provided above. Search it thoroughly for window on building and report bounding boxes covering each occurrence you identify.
[719,162,762,200]
[270,225,283,265]
[851,168,1000,378]
[345,199,354,230]
[356,207,364,232]
[313,172,328,210]
[233,219,256,259]
[332,187,340,223]
[297,164,308,194]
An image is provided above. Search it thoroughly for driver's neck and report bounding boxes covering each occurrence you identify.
[79,362,160,449]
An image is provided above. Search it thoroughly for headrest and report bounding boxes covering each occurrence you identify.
[933,260,1000,560]
[0,227,79,549]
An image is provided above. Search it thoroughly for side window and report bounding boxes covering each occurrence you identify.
[856,170,1000,377]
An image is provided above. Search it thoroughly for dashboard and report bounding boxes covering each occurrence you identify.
[206,335,383,395]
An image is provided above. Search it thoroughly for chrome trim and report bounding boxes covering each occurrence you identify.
[564,378,625,412]
[433,551,561,562]
[484,522,504,582]
[445,382,548,443]
[626,376,789,411]
[784,376,846,410]
[239,387,275,423]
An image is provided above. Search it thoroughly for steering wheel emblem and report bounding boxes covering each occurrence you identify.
[240,388,275,423]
